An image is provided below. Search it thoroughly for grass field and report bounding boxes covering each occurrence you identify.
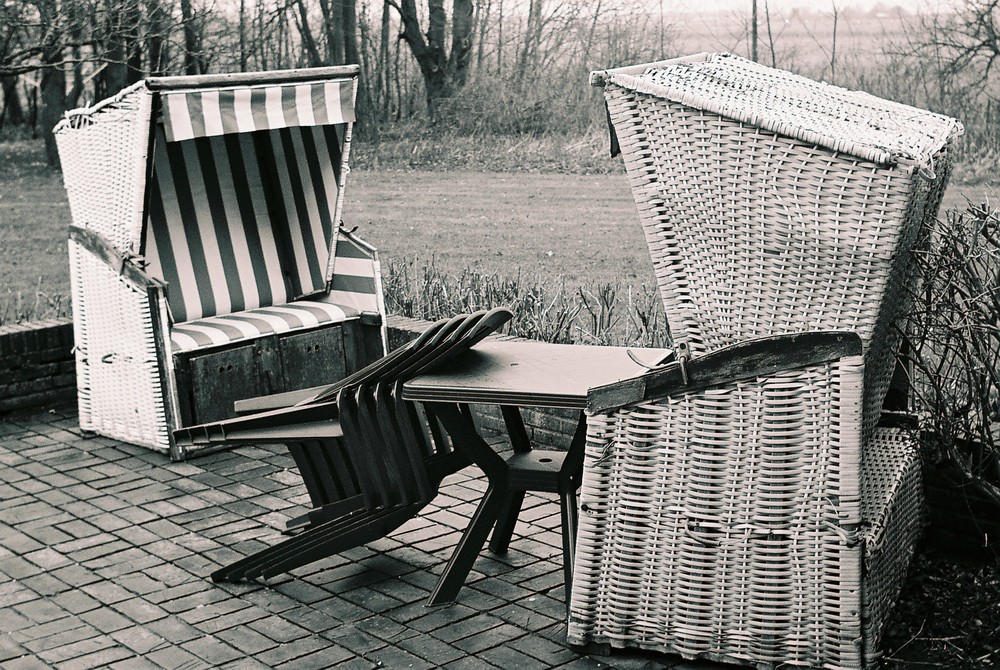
[0,139,994,324]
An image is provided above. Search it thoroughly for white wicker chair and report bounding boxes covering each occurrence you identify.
[569,53,963,669]
[54,66,387,460]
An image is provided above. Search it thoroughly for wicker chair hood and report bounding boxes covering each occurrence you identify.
[592,52,963,174]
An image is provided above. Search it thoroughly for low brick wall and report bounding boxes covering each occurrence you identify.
[0,318,76,413]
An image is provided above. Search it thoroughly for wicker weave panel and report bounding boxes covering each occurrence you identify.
[569,356,868,668]
[603,80,955,436]
[860,428,923,664]
[55,85,152,253]
[68,241,171,452]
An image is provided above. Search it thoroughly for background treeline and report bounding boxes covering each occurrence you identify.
[1,0,998,170]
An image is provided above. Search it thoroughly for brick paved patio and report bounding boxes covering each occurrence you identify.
[0,405,738,670]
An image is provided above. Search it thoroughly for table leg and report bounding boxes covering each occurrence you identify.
[425,402,509,606]
[489,406,532,554]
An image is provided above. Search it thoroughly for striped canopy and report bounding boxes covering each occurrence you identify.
[161,79,356,143]
[142,68,364,325]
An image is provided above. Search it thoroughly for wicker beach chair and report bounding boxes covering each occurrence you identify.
[569,53,963,669]
[54,66,386,460]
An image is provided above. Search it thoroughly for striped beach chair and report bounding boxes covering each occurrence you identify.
[54,66,387,460]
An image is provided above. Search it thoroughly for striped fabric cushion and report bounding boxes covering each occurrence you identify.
[145,123,343,323]
[169,300,359,353]
[328,231,382,315]
[161,79,355,142]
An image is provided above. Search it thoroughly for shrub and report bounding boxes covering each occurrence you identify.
[907,201,1000,505]
[382,256,669,348]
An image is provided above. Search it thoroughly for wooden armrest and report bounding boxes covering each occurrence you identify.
[70,226,165,290]
[587,331,863,413]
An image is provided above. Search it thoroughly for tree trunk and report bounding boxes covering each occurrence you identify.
[148,0,168,75]
[394,0,476,118]
[1,77,25,128]
[449,0,474,88]
[344,0,360,65]
[181,0,202,75]
[40,56,66,167]
[317,0,344,65]
[378,0,391,119]
[296,0,326,66]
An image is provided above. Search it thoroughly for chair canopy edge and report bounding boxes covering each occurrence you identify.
[145,65,360,91]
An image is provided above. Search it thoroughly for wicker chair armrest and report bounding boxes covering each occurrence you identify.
[69,226,165,291]
[587,330,863,414]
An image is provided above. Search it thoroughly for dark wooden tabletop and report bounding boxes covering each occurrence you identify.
[401,340,671,409]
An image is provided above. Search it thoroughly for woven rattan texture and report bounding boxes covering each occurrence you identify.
[55,86,151,253]
[859,429,923,664]
[568,357,922,669]
[607,53,962,169]
[603,82,954,436]
[69,241,171,452]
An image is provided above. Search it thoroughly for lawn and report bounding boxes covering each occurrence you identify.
[0,139,992,324]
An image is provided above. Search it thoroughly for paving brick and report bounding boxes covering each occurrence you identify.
[108,656,162,670]
[181,635,244,665]
[479,644,556,670]
[272,643,354,670]
[254,633,328,666]
[440,656,502,670]
[452,622,531,654]
[36,636,118,665]
[0,634,29,663]
[143,618,204,645]
[397,633,467,666]
[324,623,389,656]
[1,654,52,670]
[112,597,169,625]
[247,615,311,644]
[110,627,168,655]
[13,597,72,624]
[191,602,266,634]
[214,626,278,655]
[20,572,71,597]
[145,645,212,670]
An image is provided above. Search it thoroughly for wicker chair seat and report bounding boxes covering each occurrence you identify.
[169,299,360,353]
[569,337,923,669]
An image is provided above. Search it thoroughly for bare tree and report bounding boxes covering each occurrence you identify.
[390,0,475,118]
[913,0,1000,91]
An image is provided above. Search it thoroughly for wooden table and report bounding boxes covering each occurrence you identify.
[402,339,670,605]
[403,340,671,408]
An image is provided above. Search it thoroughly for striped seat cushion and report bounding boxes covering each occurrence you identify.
[169,300,359,353]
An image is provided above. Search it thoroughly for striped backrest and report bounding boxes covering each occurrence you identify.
[326,230,383,315]
[144,123,345,323]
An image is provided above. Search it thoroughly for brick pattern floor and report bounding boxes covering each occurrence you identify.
[0,406,735,670]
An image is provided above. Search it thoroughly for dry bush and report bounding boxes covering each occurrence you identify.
[382,256,668,347]
[907,201,1000,505]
